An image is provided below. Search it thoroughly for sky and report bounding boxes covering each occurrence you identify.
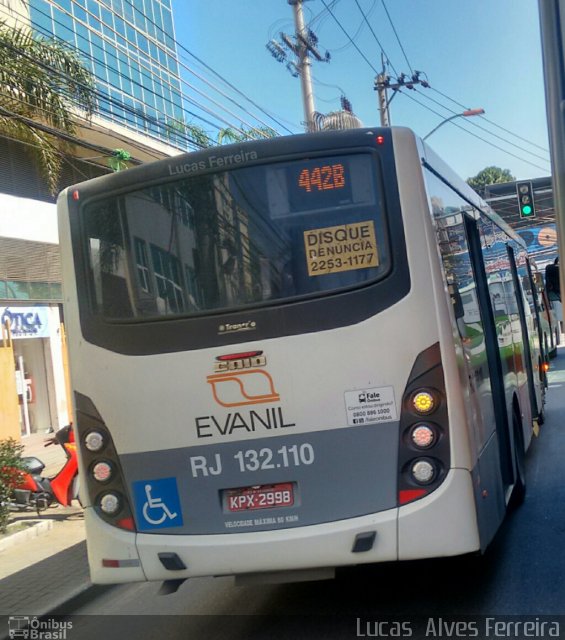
[170,0,550,183]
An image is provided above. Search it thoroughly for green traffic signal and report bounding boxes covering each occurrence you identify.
[516,181,536,219]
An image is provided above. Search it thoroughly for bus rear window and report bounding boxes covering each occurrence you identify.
[82,153,390,319]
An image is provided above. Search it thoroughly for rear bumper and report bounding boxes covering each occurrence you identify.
[86,468,479,584]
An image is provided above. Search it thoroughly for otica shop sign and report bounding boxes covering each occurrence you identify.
[1,306,50,339]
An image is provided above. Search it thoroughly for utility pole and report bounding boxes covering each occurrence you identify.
[266,0,330,132]
[375,55,390,126]
[374,57,430,126]
[291,0,315,131]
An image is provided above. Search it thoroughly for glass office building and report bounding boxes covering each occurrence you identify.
[28,0,185,147]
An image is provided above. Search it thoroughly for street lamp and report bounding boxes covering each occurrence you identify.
[423,108,485,141]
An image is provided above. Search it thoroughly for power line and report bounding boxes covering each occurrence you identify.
[117,0,296,134]
[319,0,380,75]
[0,34,214,153]
[91,0,292,137]
[15,0,285,150]
[316,0,550,172]
[0,101,145,163]
[26,1,256,145]
[0,29,213,159]
[379,0,412,74]
[324,0,378,55]
[8,3,209,146]
[415,89,551,164]
[352,0,398,76]
[402,90,550,173]
[429,85,550,154]
[0,129,110,179]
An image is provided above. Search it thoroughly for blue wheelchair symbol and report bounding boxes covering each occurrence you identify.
[132,477,183,531]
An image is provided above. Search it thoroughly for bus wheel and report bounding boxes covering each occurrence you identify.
[509,410,526,509]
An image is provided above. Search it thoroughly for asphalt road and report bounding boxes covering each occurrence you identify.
[63,350,565,639]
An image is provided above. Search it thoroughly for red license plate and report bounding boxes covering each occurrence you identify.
[225,483,294,512]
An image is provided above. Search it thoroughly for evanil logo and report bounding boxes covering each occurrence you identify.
[206,350,280,408]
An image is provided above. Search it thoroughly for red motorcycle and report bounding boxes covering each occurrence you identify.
[10,424,80,514]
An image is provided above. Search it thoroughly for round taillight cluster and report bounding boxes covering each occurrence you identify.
[81,426,131,527]
[406,388,442,486]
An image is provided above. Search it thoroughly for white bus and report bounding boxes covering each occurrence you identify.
[58,127,546,587]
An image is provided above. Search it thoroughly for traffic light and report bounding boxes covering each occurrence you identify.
[516,181,536,219]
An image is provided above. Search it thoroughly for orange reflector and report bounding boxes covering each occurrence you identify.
[399,489,427,505]
[72,190,80,200]
[117,517,135,531]
[542,362,550,373]
[102,557,140,568]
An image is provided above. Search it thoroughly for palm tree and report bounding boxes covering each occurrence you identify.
[217,126,277,145]
[0,22,97,194]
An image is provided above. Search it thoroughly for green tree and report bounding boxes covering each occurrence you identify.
[0,23,97,194]
[217,126,277,145]
[467,166,515,193]
[164,117,212,149]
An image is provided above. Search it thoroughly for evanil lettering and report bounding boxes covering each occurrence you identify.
[196,407,296,438]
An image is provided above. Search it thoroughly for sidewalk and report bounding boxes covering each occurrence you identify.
[0,434,92,621]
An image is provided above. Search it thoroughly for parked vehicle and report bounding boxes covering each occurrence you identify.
[8,424,79,514]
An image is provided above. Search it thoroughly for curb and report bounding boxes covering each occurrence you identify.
[0,520,53,553]
[47,583,115,616]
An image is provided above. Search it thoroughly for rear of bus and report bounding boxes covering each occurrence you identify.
[58,127,480,585]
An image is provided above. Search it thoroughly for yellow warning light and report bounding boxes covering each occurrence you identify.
[412,391,436,415]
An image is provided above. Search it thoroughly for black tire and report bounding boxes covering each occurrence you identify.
[509,410,526,509]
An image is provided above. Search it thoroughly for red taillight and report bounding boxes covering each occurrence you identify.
[116,517,135,531]
[72,190,80,201]
[376,135,385,145]
[398,488,428,505]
